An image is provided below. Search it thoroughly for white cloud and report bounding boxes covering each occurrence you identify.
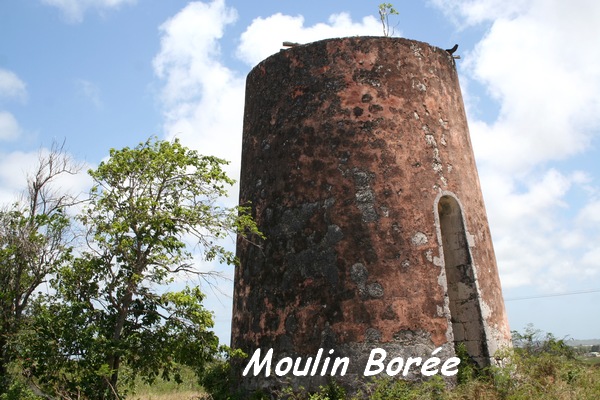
[576,199,600,226]
[582,247,600,271]
[0,148,93,208]
[479,168,598,290]
[0,69,26,142]
[153,0,238,106]
[41,0,137,23]
[0,111,22,141]
[429,0,530,26]
[237,12,381,67]
[152,0,242,190]
[0,151,38,202]
[0,69,27,102]
[75,79,103,109]
[429,0,600,292]
[462,3,600,173]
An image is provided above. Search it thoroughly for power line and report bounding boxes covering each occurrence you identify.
[505,288,600,302]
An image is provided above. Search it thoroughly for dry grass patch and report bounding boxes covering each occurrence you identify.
[131,391,209,400]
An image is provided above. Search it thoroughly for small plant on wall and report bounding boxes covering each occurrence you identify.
[379,3,399,37]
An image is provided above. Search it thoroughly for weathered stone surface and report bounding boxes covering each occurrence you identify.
[231,36,511,395]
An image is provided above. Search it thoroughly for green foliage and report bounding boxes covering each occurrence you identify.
[16,138,261,399]
[317,381,347,400]
[378,3,399,37]
[0,143,79,393]
[355,375,445,400]
[274,381,346,400]
[199,348,248,400]
[0,380,39,400]
[453,327,600,400]
[82,137,260,268]
[200,359,234,400]
[244,327,600,400]
[454,343,479,384]
[512,323,575,358]
[132,363,203,398]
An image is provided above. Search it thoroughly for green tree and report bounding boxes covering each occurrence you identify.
[378,3,399,37]
[22,138,260,399]
[0,143,79,393]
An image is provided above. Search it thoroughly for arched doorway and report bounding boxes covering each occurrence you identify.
[437,195,489,366]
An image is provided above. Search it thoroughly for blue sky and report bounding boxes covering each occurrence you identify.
[1,0,599,345]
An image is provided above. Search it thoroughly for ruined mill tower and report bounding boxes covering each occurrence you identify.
[231,37,511,393]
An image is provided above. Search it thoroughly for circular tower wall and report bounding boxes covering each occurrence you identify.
[232,37,511,393]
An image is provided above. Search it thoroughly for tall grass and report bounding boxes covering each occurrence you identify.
[130,366,207,400]
[206,331,600,400]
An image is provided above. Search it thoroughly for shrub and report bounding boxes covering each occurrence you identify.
[0,381,39,400]
[231,327,600,399]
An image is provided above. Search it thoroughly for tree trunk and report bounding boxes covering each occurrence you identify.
[105,287,134,399]
[0,331,10,393]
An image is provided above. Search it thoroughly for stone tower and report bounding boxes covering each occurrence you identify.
[231,37,511,394]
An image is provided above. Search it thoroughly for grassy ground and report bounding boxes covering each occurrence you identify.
[129,367,208,400]
[581,356,600,366]
[236,342,600,400]
[131,392,207,400]
[6,338,599,399]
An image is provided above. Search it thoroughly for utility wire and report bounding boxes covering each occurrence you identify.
[505,288,600,302]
